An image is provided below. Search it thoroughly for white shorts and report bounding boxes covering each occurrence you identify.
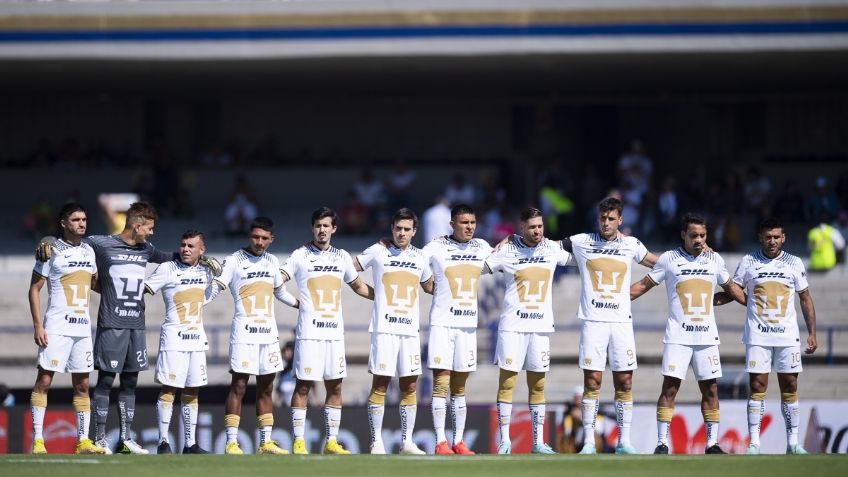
[37,335,93,373]
[156,350,208,388]
[428,326,477,372]
[294,339,347,381]
[746,345,803,374]
[662,343,722,381]
[229,342,283,376]
[369,333,421,377]
[495,331,550,373]
[579,320,637,372]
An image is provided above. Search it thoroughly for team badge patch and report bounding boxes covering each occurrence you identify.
[583,357,592,365]
[434,357,442,364]
[304,367,312,375]
[379,363,386,370]
[505,358,513,365]
[110,360,119,368]
[50,359,59,367]
[749,361,757,368]
[668,364,676,372]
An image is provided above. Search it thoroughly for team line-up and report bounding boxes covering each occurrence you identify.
[28,197,816,456]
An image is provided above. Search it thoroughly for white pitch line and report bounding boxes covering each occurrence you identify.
[1,458,120,464]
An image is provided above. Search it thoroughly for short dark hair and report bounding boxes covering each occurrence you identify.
[758,218,784,233]
[392,208,418,229]
[125,201,158,226]
[58,202,86,223]
[451,203,475,219]
[181,229,205,244]
[250,216,274,233]
[598,197,623,216]
[680,213,707,231]
[311,206,338,227]
[520,207,544,222]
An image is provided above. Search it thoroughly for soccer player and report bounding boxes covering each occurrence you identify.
[484,207,571,455]
[145,230,217,454]
[563,197,658,454]
[212,217,298,455]
[279,207,374,455]
[630,213,744,455]
[422,204,492,455]
[354,208,434,455]
[720,218,817,454]
[28,203,105,455]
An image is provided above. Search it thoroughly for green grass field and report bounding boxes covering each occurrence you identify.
[1,454,846,477]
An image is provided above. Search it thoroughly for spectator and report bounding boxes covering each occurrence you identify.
[422,196,452,244]
[353,168,385,227]
[804,176,840,223]
[338,190,369,234]
[773,180,805,224]
[807,213,846,272]
[387,160,416,211]
[538,177,575,236]
[445,173,476,207]
[657,176,678,238]
[743,167,771,217]
[617,139,653,197]
[224,174,259,237]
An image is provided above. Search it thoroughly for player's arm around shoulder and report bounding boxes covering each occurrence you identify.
[631,251,665,300]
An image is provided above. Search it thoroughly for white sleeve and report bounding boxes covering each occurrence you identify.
[342,252,358,284]
[794,258,810,293]
[633,239,649,264]
[33,258,51,279]
[144,264,171,295]
[356,244,379,271]
[215,256,236,290]
[647,254,667,285]
[557,248,572,267]
[715,254,731,286]
[484,250,503,274]
[420,258,433,283]
[280,252,297,281]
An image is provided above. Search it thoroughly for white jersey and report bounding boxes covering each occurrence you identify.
[216,249,285,345]
[733,250,808,347]
[648,247,731,346]
[566,233,648,323]
[423,236,493,328]
[357,242,432,337]
[145,260,212,352]
[484,237,571,334]
[33,239,97,338]
[281,243,358,341]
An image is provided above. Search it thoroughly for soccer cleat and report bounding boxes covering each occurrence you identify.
[579,445,597,455]
[705,444,726,454]
[182,444,210,454]
[94,439,113,455]
[31,438,47,455]
[787,445,808,455]
[615,445,638,454]
[258,441,289,455]
[399,442,426,455]
[497,441,511,455]
[452,441,475,455]
[157,441,173,454]
[323,439,350,455]
[75,438,106,455]
[119,439,150,455]
[370,441,386,455]
[532,443,556,454]
[292,437,308,455]
[434,441,455,455]
[653,443,669,454]
[225,441,244,455]
[746,444,760,455]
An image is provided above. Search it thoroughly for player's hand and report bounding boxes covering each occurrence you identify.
[493,234,512,251]
[34,326,48,347]
[199,255,223,277]
[805,334,817,354]
[35,236,57,262]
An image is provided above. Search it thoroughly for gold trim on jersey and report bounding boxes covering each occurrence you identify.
[173,288,204,326]
[444,264,481,307]
[306,274,342,318]
[753,281,791,323]
[586,257,628,299]
[59,270,92,314]
[239,281,274,320]
[675,278,713,320]
[381,270,419,313]
[514,266,550,310]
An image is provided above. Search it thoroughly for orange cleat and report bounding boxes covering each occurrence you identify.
[435,441,455,455]
[452,441,475,455]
